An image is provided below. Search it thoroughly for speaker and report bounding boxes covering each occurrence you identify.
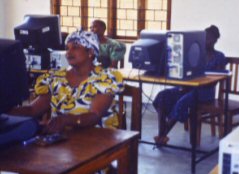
[166,31,206,80]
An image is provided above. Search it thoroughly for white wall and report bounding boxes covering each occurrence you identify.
[0,4,4,37]
[171,0,239,57]
[0,0,51,39]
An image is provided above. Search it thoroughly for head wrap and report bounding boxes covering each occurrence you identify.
[65,29,99,57]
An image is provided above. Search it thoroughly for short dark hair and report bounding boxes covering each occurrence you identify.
[93,20,106,31]
[205,25,220,39]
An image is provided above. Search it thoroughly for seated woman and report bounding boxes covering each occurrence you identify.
[9,29,124,134]
[153,25,227,145]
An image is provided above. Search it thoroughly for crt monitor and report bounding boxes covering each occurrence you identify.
[14,14,62,51]
[0,39,29,114]
[129,30,167,76]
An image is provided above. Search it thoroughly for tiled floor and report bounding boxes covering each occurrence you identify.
[126,104,219,174]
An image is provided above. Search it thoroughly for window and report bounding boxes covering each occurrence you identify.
[51,0,171,40]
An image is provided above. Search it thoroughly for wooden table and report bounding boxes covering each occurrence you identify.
[119,68,228,87]
[0,128,139,174]
[119,68,230,174]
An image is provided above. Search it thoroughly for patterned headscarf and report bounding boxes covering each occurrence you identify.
[65,29,99,57]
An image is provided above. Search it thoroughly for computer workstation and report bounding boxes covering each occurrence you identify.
[0,14,64,147]
[122,29,231,173]
[14,14,63,70]
[0,38,39,147]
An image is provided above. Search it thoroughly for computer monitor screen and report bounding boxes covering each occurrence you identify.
[0,39,29,114]
[129,30,167,76]
[14,14,62,51]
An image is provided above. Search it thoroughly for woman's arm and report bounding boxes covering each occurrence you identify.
[8,94,51,118]
[90,93,114,118]
[44,93,114,133]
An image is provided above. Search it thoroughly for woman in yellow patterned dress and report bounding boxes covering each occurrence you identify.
[10,29,124,133]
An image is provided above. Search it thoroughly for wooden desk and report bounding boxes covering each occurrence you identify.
[119,68,229,174]
[0,128,139,174]
[119,68,227,87]
[119,68,229,136]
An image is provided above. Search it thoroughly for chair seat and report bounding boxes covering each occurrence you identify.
[198,99,223,115]
[198,99,239,115]
[197,98,239,140]
[195,57,239,144]
[228,99,239,114]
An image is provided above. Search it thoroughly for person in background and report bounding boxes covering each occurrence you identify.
[9,29,124,134]
[153,25,227,145]
[90,19,126,68]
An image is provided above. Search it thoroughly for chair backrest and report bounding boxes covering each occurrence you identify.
[118,84,142,137]
[226,57,239,94]
[219,57,239,100]
[118,58,124,68]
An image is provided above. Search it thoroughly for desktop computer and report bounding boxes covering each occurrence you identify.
[166,31,206,80]
[129,30,206,80]
[219,126,239,174]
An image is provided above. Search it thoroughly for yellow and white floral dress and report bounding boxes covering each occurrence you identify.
[34,66,124,127]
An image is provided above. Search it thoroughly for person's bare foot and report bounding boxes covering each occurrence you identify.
[154,135,169,146]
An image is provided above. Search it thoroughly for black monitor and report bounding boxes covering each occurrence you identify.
[0,39,29,114]
[129,30,167,76]
[129,30,206,79]
[14,14,62,51]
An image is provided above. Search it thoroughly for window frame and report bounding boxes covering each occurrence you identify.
[51,0,172,41]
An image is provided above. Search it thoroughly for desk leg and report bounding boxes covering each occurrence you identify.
[190,90,198,174]
[118,138,138,174]
[224,77,230,135]
[139,81,143,139]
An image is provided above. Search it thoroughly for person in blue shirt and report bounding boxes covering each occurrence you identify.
[153,25,227,145]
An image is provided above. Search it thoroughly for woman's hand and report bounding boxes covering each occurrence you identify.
[8,94,51,118]
[43,115,74,134]
[43,92,114,134]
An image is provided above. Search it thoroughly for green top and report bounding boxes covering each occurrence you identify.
[98,38,126,68]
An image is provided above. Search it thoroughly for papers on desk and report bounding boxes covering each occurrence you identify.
[205,70,232,76]
[0,114,9,123]
[0,114,39,147]
[0,114,32,125]
[0,171,19,174]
